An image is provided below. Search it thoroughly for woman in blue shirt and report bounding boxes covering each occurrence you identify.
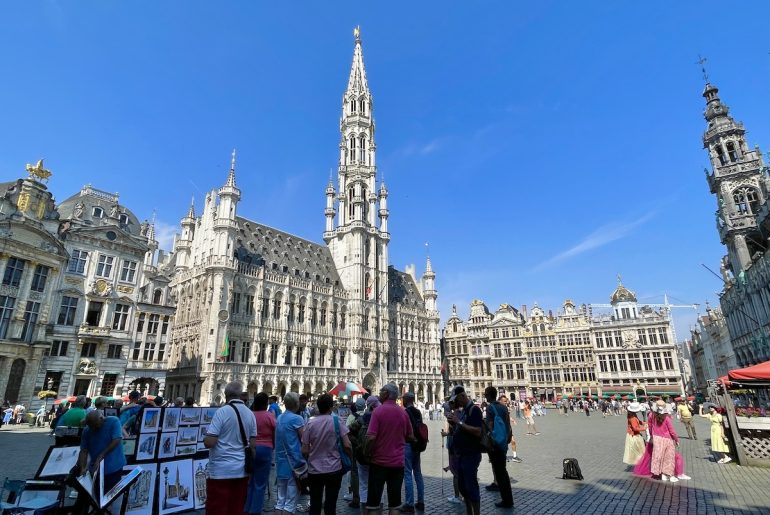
[274,392,306,515]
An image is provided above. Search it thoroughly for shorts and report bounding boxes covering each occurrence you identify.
[367,464,404,509]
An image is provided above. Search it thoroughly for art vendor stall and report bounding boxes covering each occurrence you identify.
[717,360,770,467]
[29,406,216,514]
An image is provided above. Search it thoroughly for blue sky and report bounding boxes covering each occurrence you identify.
[3,2,770,340]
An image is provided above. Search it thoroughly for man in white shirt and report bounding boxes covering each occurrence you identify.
[204,381,257,515]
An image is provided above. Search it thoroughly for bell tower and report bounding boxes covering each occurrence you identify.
[325,27,389,307]
[703,82,769,274]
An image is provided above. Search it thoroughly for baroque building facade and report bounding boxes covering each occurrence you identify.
[689,305,734,395]
[702,81,770,367]
[0,163,168,409]
[164,30,441,405]
[443,281,683,401]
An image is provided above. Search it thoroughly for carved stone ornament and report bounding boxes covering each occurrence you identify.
[621,329,639,348]
[78,358,96,375]
[89,279,113,297]
[218,310,230,322]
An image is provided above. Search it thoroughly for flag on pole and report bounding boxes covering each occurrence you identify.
[219,334,230,361]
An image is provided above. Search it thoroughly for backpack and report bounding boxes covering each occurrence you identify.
[481,403,509,453]
[406,407,429,453]
[562,458,583,480]
[349,415,371,465]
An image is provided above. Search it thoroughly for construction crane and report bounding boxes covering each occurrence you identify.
[589,294,699,344]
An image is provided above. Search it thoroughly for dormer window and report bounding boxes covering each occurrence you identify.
[118,213,129,226]
[92,207,104,218]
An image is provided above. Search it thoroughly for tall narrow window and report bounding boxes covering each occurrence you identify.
[147,314,160,334]
[716,145,727,166]
[30,265,50,292]
[96,255,114,277]
[273,294,282,320]
[57,296,79,326]
[112,304,130,331]
[68,250,88,274]
[120,261,138,282]
[136,313,145,333]
[2,257,25,287]
[85,301,103,326]
[727,141,738,162]
[359,136,366,162]
[20,301,40,342]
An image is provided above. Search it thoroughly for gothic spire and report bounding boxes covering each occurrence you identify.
[346,26,369,97]
[186,195,195,219]
[225,148,237,188]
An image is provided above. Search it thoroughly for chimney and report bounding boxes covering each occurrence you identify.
[521,304,528,318]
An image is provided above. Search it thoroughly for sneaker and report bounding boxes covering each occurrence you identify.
[415,502,425,511]
[485,483,500,491]
[669,476,679,483]
[677,474,691,480]
[535,432,541,435]
[402,505,415,513]
[661,474,669,481]
[511,456,523,463]
[343,493,353,501]
[296,502,310,513]
[717,458,726,464]
[722,456,732,464]
[448,496,463,505]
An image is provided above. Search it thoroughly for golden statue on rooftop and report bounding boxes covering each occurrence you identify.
[26,159,52,182]
[354,26,361,41]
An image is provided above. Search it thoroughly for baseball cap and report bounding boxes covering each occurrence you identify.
[449,385,465,402]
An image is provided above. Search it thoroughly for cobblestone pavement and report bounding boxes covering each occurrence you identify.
[4,412,770,514]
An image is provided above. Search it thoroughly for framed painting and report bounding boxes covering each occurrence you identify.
[200,407,218,425]
[36,446,80,478]
[175,444,197,457]
[158,433,177,459]
[157,459,194,514]
[162,408,181,432]
[192,459,209,509]
[123,464,156,515]
[140,407,161,433]
[136,433,158,462]
[179,408,200,426]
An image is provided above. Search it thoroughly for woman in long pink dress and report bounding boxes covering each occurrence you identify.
[647,400,680,481]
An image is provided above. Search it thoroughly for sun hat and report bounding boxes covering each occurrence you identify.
[627,401,642,413]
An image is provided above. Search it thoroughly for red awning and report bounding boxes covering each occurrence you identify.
[728,360,770,381]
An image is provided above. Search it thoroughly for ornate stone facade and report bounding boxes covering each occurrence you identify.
[165,31,441,405]
[444,281,683,401]
[702,82,770,367]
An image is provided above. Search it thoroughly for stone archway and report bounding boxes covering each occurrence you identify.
[247,382,258,405]
[291,382,300,393]
[263,382,274,396]
[303,382,312,395]
[427,384,433,405]
[315,382,325,395]
[4,359,25,403]
[278,382,288,398]
[408,382,416,394]
[417,383,425,402]
[362,373,377,394]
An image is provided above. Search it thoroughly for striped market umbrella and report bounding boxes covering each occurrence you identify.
[328,382,366,397]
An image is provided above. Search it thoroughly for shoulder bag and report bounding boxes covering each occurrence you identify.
[281,427,308,489]
[332,414,352,474]
[229,402,255,475]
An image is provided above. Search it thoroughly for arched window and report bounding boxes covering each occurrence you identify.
[320,302,327,326]
[350,99,356,113]
[349,136,356,163]
[262,289,271,318]
[348,188,354,218]
[359,135,366,163]
[273,292,282,320]
[363,308,370,330]
[727,142,738,162]
[298,297,306,323]
[715,145,727,166]
[733,187,760,215]
[360,98,366,114]
[153,289,162,304]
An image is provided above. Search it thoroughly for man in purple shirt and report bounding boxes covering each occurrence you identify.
[365,383,414,515]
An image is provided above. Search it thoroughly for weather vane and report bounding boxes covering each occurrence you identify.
[354,26,361,42]
[696,54,709,83]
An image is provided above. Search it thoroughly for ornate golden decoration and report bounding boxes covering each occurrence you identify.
[16,192,30,212]
[95,279,109,294]
[26,159,52,182]
[36,200,46,219]
[117,285,134,294]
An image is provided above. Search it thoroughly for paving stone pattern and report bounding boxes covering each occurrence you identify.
[4,412,770,514]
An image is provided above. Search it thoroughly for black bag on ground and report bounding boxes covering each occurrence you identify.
[562,458,583,480]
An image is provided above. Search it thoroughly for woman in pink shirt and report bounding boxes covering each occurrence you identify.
[648,400,680,482]
[246,393,276,515]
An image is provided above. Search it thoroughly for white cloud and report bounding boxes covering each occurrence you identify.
[154,220,178,252]
[535,211,657,270]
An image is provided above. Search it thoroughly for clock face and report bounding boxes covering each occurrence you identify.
[218,310,230,322]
